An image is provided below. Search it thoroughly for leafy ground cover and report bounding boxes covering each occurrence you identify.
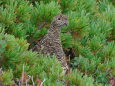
[0,0,115,85]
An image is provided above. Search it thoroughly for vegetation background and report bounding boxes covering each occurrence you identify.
[0,0,115,85]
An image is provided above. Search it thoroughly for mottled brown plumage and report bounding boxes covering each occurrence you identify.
[32,14,69,74]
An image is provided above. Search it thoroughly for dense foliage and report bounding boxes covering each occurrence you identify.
[0,0,115,85]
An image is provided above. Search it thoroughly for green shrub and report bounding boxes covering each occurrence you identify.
[0,28,63,85]
[0,0,115,85]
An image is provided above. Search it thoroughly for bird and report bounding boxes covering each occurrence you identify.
[32,14,69,74]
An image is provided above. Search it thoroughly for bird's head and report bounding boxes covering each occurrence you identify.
[51,14,68,28]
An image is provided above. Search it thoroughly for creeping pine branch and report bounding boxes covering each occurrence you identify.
[38,22,50,30]
[38,22,47,30]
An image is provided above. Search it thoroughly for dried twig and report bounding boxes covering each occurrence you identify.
[26,78,30,86]
[58,0,61,4]
[21,64,25,86]
[40,79,46,86]
[0,68,2,74]
[26,75,31,86]
[31,76,35,86]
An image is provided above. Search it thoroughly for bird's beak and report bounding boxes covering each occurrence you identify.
[64,23,68,26]
[65,22,68,26]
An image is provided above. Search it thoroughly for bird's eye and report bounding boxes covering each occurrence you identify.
[58,18,60,20]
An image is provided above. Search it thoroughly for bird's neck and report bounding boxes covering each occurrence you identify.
[48,24,61,38]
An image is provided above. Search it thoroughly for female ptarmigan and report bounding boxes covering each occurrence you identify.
[32,14,69,74]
